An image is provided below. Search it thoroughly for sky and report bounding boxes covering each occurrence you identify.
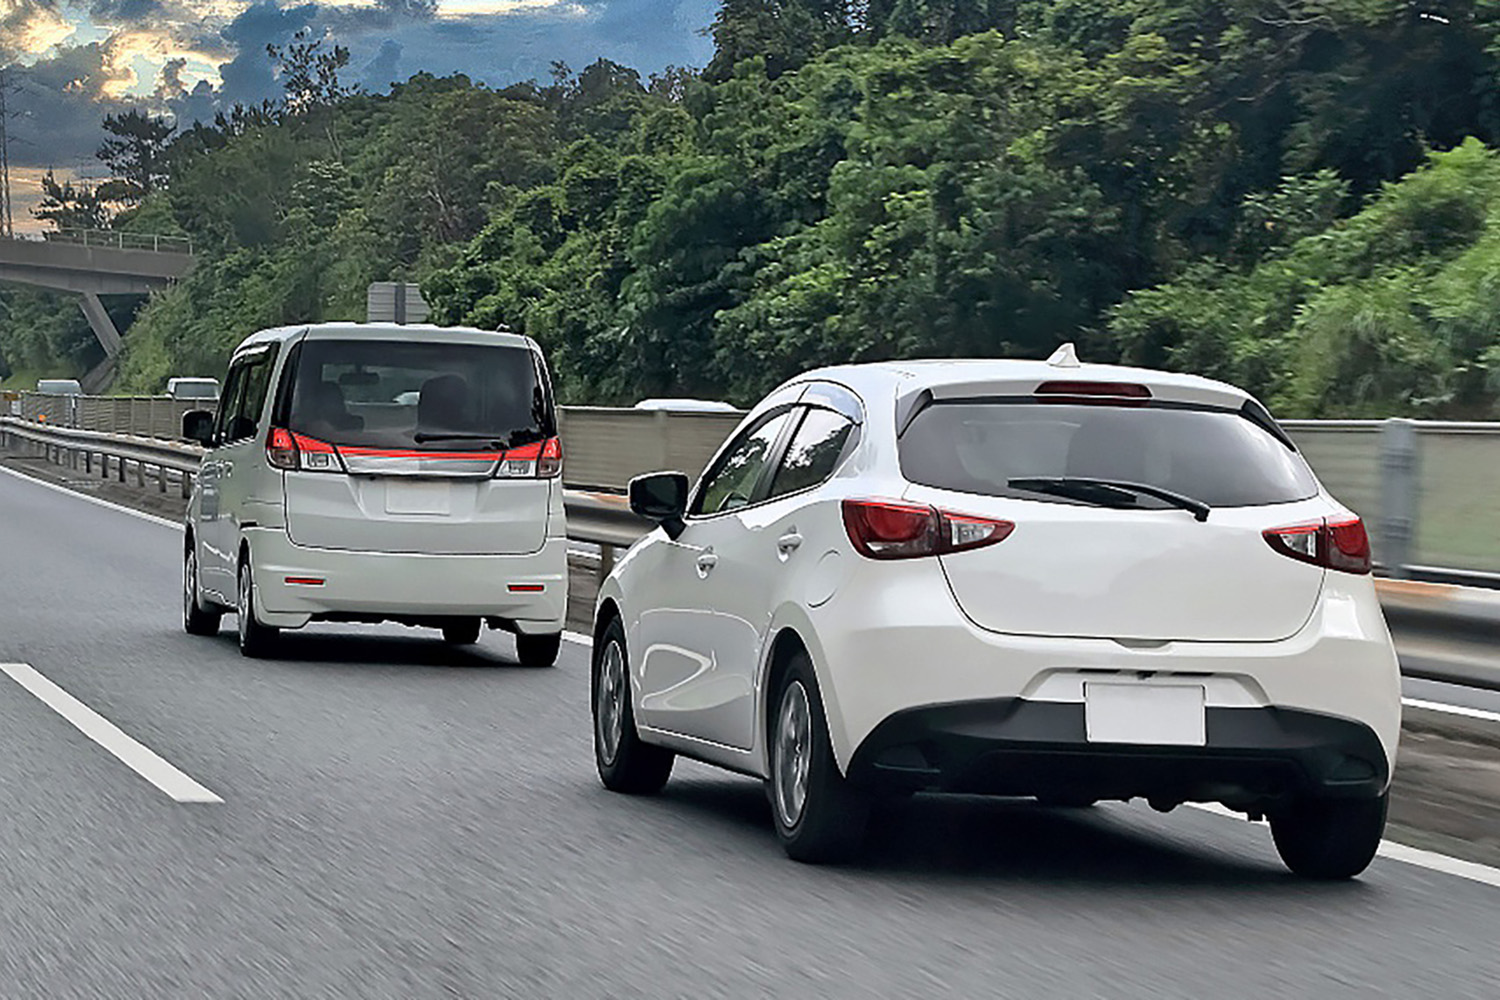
[2,0,718,229]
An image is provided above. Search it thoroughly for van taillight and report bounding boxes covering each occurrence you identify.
[841,499,1014,560]
[495,437,563,479]
[1263,516,1371,575]
[267,428,342,473]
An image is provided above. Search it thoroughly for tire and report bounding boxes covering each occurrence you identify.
[442,618,482,645]
[592,618,673,794]
[183,542,222,637]
[236,556,279,659]
[768,652,868,864]
[516,631,561,667]
[1270,792,1388,880]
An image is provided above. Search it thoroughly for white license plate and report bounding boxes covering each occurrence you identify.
[384,480,452,515]
[1084,683,1206,746]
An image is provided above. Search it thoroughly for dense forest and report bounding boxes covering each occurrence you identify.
[7,1,1500,418]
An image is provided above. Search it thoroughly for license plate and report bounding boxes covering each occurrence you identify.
[1084,683,1206,746]
[384,480,451,515]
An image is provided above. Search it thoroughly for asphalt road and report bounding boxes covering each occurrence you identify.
[3,468,1500,999]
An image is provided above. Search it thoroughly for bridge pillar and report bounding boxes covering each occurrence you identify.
[79,292,124,357]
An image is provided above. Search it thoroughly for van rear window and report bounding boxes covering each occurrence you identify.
[282,339,552,451]
[899,402,1317,508]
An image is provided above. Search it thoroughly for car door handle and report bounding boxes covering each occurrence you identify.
[777,531,803,554]
[696,551,718,576]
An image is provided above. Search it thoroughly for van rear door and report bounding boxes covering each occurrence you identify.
[275,333,559,556]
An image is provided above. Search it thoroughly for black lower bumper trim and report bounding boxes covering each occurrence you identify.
[847,699,1388,805]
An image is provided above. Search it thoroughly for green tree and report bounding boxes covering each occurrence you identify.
[34,170,110,230]
[96,110,177,204]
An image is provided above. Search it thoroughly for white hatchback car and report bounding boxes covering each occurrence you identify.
[181,323,568,663]
[591,350,1401,878]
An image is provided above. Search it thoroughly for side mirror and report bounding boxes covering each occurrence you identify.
[182,410,215,446]
[629,472,690,540]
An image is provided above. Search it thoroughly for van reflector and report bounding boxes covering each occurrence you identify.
[508,583,545,592]
[285,576,325,586]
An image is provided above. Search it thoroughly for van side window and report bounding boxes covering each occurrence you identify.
[230,354,274,442]
[213,363,248,444]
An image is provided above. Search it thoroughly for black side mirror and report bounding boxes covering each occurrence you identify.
[181,409,215,446]
[629,472,690,540]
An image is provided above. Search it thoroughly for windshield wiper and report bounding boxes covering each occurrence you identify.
[412,432,510,448]
[1007,477,1211,522]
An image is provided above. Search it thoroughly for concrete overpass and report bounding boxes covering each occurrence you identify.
[0,231,194,391]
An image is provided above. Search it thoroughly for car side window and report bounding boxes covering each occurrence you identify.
[691,410,794,516]
[232,355,274,441]
[213,363,248,445]
[766,407,855,500]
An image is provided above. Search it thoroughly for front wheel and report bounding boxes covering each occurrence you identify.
[593,618,673,794]
[236,557,279,658]
[515,631,561,667]
[769,653,868,864]
[183,543,222,637]
[1270,792,1388,880]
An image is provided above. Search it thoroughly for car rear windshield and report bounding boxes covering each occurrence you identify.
[899,401,1317,508]
[280,338,553,451]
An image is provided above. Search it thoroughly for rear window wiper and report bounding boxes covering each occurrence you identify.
[1007,477,1211,522]
[412,432,510,448]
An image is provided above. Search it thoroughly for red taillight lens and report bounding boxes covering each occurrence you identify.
[842,500,1014,560]
[1263,516,1370,575]
[495,437,563,479]
[266,428,342,472]
[1326,516,1372,575]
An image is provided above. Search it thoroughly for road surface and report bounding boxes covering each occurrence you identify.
[2,467,1498,998]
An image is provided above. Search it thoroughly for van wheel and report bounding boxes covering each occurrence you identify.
[769,652,868,864]
[237,557,279,658]
[1270,792,1388,880]
[516,631,561,667]
[441,618,481,645]
[183,544,222,636]
[593,618,673,793]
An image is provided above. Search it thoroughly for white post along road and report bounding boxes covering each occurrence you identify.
[3,462,1500,998]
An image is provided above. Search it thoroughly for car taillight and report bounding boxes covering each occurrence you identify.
[1263,516,1371,575]
[495,437,563,479]
[266,428,343,472]
[842,499,1014,560]
[1034,380,1151,405]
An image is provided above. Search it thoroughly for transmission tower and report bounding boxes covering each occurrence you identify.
[0,67,13,239]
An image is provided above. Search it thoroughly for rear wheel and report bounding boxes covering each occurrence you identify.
[1271,792,1388,880]
[516,631,561,667]
[769,653,868,864]
[593,618,673,793]
[236,556,279,658]
[182,543,221,637]
[441,618,481,645]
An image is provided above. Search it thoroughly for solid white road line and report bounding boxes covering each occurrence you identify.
[1402,697,1500,725]
[0,463,182,531]
[1187,802,1500,890]
[0,662,221,804]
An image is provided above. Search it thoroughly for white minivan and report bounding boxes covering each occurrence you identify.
[180,323,568,663]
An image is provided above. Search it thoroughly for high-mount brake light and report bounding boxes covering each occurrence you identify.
[266,428,343,473]
[842,499,1014,560]
[1263,516,1371,575]
[494,437,563,479]
[1034,381,1152,405]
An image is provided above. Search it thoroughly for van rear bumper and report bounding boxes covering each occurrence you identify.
[245,528,568,633]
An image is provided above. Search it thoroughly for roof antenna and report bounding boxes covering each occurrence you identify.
[1047,342,1081,368]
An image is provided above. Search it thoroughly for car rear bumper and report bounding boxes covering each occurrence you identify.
[845,699,1388,805]
[246,528,567,632]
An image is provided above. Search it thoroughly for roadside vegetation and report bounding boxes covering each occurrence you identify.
[6,2,1500,417]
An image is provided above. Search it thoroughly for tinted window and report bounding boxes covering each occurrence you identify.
[899,402,1317,508]
[285,339,551,451]
[768,408,854,499]
[692,410,794,515]
[213,363,247,443]
[230,354,274,441]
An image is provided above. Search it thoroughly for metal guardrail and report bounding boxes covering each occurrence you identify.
[46,228,194,255]
[1,415,1494,690]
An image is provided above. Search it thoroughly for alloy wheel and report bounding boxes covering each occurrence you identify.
[596,639,627,766]
[774,681,813,829]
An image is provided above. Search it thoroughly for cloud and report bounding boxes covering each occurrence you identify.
[5,0,717,171]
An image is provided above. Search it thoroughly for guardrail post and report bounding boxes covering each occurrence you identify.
[84,450,91,474]
[157,463,167,492]
[117,455,126,483]
[181,470,191,499]
[1379,418,1421,579]
[598,543,616,584]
